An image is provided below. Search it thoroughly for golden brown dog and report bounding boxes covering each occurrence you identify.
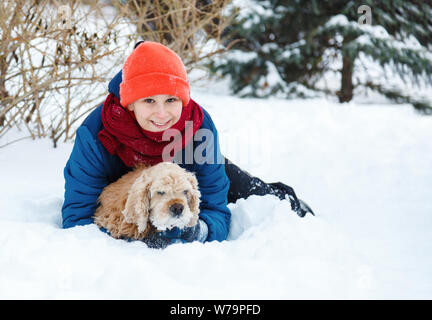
[93,162,201,241]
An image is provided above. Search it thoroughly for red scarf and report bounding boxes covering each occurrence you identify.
[98,93,203,167]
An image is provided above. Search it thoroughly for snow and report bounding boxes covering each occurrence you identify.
[1,88,432,299]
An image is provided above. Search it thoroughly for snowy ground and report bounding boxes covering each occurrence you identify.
[0,88,431,299]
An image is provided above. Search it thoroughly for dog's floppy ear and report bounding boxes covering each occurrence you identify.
[186,172,201,227]
[122,170,152,233]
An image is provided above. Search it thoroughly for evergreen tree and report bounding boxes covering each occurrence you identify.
[212,0,432,114]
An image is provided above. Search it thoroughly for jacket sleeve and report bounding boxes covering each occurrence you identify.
[193,115,231,242]
[196,163,231,242]
[62,126,109,228]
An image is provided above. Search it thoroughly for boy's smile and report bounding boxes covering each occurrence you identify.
[127,94,183,132]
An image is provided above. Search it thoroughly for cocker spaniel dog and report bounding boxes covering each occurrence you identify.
[93,162,201,245]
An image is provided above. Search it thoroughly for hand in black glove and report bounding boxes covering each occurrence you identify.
[144,219,208,249]
[161,219,208,244]
[142,232,173,249]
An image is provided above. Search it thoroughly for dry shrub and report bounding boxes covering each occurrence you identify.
[0,0,235,147]
[0,0,127,147]
[113,0,237,71]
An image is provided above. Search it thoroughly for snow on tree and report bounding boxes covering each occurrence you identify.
[212,0,432,114]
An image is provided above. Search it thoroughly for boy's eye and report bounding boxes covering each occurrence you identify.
[157,191,165,196]
[139,98,154,103]
[166,97,177,103]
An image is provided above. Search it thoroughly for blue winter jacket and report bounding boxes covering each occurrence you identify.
[61,70,231,242]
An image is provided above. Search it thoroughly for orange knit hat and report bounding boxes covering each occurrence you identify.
[120,41,190,107]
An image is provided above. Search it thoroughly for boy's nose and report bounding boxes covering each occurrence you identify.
[154,104,169,118]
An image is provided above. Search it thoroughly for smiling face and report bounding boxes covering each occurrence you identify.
[127,94,183,132]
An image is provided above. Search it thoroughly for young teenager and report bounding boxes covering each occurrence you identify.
[62,41,314,248]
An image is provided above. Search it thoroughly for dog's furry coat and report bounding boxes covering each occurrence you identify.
[93,162,201,241]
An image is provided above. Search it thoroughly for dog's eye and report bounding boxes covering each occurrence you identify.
[157,191,165,196]
[183,190,188,195]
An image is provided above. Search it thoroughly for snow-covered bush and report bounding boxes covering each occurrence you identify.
[211,0,432,114]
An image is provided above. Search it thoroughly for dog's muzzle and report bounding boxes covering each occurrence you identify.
[169,203,184,217]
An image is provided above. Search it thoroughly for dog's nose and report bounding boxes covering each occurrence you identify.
[169,203,184,217]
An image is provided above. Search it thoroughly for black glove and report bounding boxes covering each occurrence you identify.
[143,219,208,249]
[142,232,173,249]
[161,219,208,243]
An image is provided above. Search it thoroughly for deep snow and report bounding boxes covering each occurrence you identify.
[0,89,431,299]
